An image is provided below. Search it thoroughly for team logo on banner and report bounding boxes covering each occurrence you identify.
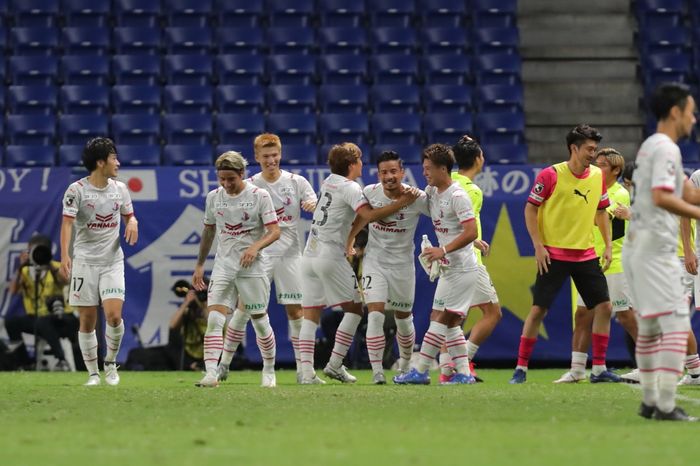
[118,169,158,201]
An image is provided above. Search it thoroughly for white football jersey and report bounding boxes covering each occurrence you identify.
[691,169,700,253]
[304,173,368,258]
[363,183,429,267]
[62,177,134,265]
[426,183,478,271]
[249,170,317,257]
[203,182,278,276]
[626,133,685,254]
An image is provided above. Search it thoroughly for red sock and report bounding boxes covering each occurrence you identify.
[517,336,537,367]
[592,333,609,366]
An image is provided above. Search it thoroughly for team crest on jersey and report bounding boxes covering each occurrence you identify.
[112,202,120,211]
[283,196,292,206]
[533,182,544,194]
[395,212,405,220]
[242,211,250,221]
[439,210,444,218]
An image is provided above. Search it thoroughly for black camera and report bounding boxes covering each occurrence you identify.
[171,279,208,302]
[45,296,65,316]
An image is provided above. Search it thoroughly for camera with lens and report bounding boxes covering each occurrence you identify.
[171,279,208,303]
[45,296,65,316]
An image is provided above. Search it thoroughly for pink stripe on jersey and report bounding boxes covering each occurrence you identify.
[264,220,278,226]
[354,202,369,212]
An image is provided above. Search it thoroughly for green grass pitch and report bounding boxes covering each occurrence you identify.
[2,369,699,466]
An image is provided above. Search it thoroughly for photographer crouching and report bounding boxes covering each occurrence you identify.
[6,234,78,370]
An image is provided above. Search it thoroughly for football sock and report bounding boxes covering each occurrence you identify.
[104,319,124,363]
[366,311,386,374]
[395,315,415,372]
[203,311,226,376]
[220,309,248,367]
[415,321,447,373]
[78,330,99,375]
[328,312,362,369]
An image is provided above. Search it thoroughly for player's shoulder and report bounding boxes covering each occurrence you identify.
[205,186,222,199]
[363,182,381,194]
[68,177,88,191]
[110,178,129,191]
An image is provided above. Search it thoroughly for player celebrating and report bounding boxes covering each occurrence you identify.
[192,151,280,388]
[510,124,618,384]
[298,143,418,384]
[624,83,700,421]
[394,143,479,385]
[555,148,638,383]
[216,134,317,384]
[347,150,429,384]
[438,136,501,383]
[60,137,138,386]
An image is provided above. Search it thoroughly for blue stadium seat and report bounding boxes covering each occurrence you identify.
[9,56,58,85]
[216,54,265,85]
[319,54,368,85]
[111,114,161,145]
[423,84,473,113]
[266,113,317,145]
[267,0,314,27]
[643,52,691,86]
[11,0,59,27]
[368,0,414,27]
[164,27,213,55]
[477,84,524,113]
[370,84,421,113]
[372,144,422,164]
[267,27,316,55]
[11,27,59,55]
[8,85,57,115]
[214,144,250,158]
[0,146,3,166]
[267,54,317,85]
[6,115,56,145]
[318,27,367,55]
[474,53,522,85]
[372,54,418,85]
[162,114,213,145]
[639,27,689,55]
[164,85,213,114]
[0,25,6,51]
[215,113,265,145]
[372,113,422,145]
[163,145,213,165]
[216,27,264,55]
[61,55,109,86]
[319,143,371,163]
[679,140,700,163]
[482,143,528,164]
[163,55,212,85]
[57,144,84,166]
[214,0,262,27]
[419,0,466,27]
[636,0,683,29]
[164,0,212,27]
[319,113,369,145]
[371,27,417,55]
[59,114,109,144]
[476,111,526,145]
[267,85,317,114]
[422,27,469,55]
[318,0,364,27]
[422,54,471,85]
[215,85,265,114]
[117,145,162,166]
[423,113,473,144]
[62,27,111,55]
[280,144,317,165]
[113,55,162,86]
[319,84,369,113]
[472,0,517,28]
[5,145,56,167]
[112,85,162,114]
[474,27,520,55]
[114,27,162,55]
[114,0,161,27]
[63,0,110,27]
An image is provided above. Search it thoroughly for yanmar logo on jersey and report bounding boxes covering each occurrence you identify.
[275,207,292,222]
[222,222,251,237]
[372,219,406,233]
[88,213,118,230]
[432,219,448,234]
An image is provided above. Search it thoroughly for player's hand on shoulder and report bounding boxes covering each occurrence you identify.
[398,186,420,206]
[301,199,317,212]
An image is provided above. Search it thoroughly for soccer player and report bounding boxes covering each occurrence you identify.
[60,137,138,386]
[346,150,429,384]
[298,143,418,384]
[509,124,619,384]
[623,83,700,421]
[192,151,281,388]
[554,148,638,383]
[438,136,501,383]
[393,143,479,385]
[215,134,317,383]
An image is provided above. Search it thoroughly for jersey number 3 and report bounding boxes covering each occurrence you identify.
[312,192,333,227]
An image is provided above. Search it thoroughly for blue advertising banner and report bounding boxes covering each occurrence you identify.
[2,164,698,366]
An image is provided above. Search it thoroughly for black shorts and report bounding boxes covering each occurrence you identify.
[532,258,609,310]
